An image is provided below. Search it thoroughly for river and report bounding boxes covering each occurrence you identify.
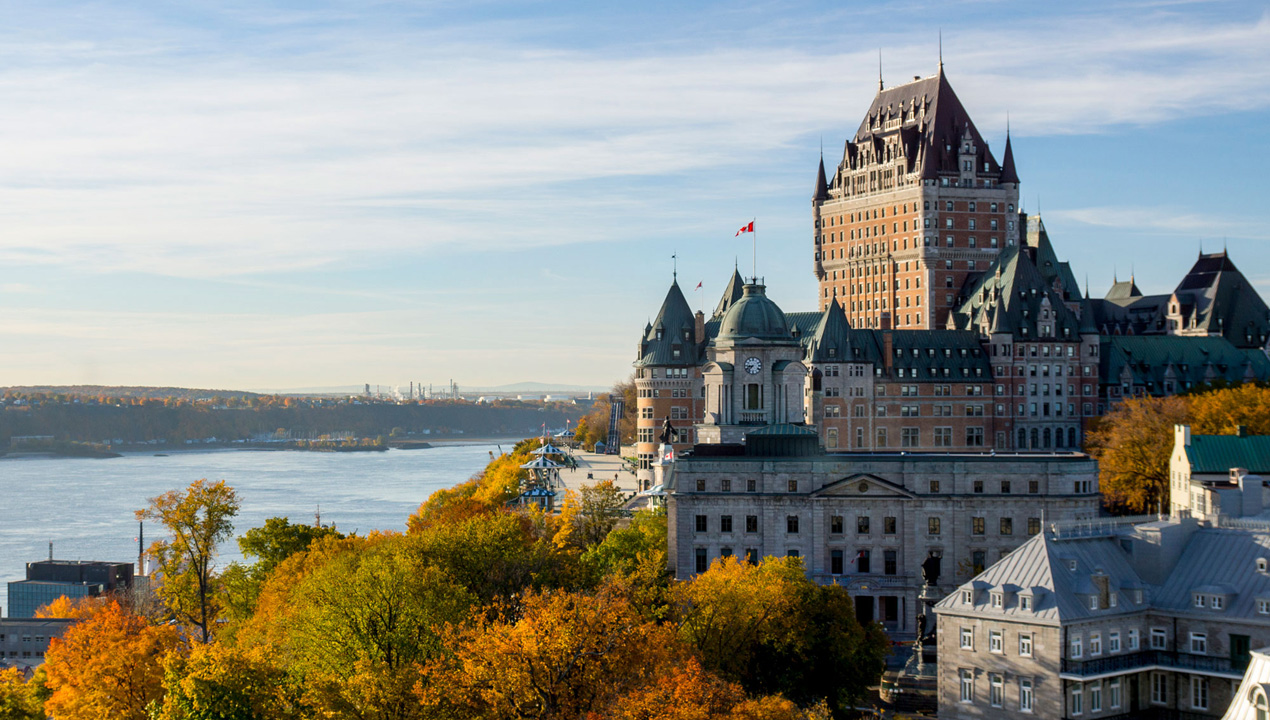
[0,442,507,615]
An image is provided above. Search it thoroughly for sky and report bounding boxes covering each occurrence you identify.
[0,0,1267,392]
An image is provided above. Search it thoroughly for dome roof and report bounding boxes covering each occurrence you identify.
[717,283,791,342]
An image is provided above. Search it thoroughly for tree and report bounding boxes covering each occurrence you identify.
[419,585,677,719]
[1086,396,1189,513]
[582,506,671,619]
[1187,383,1270,436]
[42,600,184,720]
[238,516,344,575]
[155,642,299,720]
[556,480,627,549]
[138,479,240,643]
[34,594,103,619]
[0,667,44,720]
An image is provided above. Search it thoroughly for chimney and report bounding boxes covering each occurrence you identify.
[1236,469,1264,517]
[883,330,894,371]
[1176,424,1191,447]
[1091,569,1110,609]
[695,311,706,344]
[879,311,892,330]
[1238,425,1249,438]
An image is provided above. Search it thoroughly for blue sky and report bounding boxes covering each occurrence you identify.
[0,0,1266,391]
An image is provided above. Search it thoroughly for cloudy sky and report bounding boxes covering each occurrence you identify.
[0,0,1266,391]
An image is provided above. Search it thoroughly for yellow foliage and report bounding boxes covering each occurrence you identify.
[34,595,104,619]
[0,666,44,720]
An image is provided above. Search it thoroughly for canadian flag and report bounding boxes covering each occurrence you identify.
[735,221,754,236]
[695,281,703,290]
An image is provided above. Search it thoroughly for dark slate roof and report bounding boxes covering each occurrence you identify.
[1171,252,1270,349]
[1100,335,1270,390]
[999,133,1020,184]
[712,269,746,320]
[1184,434,1270,474]
[1153,529,1270,619]
[715,283,795,344]
[1088,293,1170,336]
[813,156,828,201]
[786,311,826,345]
[873,330,992,380]
[636,281,700,367]
[831,68,1004,189]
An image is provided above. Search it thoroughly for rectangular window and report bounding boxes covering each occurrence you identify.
[857,516,870,534]
[884,549,897,575]
[1090,633,1101,656]
[960,627,973,650]
[1109,631,1120,653]
[989,674,1003,708]
[830,515,843,534]
[960,669,974,703]
[883,516,897,534]
[1071,683,1083,716]
[1020,678,1034,713]
[856,549,870,573]
[1190,632,1207,654]
[747,478,756,492]
[695,548,708,573]
[1019,633,1033,657]
[1109,678,1121,710]
[1151,672,1167,704]
[989,629,1003,653]
[1129,629,1140,650]
[787,479,797,493]
[745,548,759,565]
[786,516,799,534]
[972,517,985,535]
[928,517,941,535]
[745,515,758,533]
[695,515,707,533]
[1028,517,1041,535]
[1000,517,1013,536]
[1090,681,1102,713]
[1071,635,1082,659]
[831,549,844,575]
[1150,628,1167,650]
[719,515,733,533]
[1191,676,1208,710]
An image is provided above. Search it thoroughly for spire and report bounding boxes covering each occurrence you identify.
[1000,116,1020,184]
[878,49,883,91]
[814,154,829,202]
[938,30,943,71]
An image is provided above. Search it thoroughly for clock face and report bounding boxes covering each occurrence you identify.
[744,357,762,375]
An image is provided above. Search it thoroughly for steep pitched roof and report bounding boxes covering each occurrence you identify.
[1184,434,1270,475]
[835,67,1004,186]
[999,132,1020,184]
[813,156,828,201]
[807,299,851,362]
[636,281,699,367]
[712,269,746,320]
[1171,252,1270,348]
[1106,278,1142,301]
[1154,529,1270,619]
[947,239,1085,340]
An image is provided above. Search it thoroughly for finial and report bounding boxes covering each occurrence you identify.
[938,30,943,71]
[672,252,678,281]
[1006,110,1010,137]
[1084,273,1090,298]
[878,49,883,91]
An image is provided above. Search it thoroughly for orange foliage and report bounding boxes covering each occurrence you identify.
[43,600,184,720]
[34,595,104,619]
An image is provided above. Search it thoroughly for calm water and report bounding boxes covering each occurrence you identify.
[0,443,504,615]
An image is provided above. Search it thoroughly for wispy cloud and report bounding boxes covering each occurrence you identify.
[1048,205,1268,241]
[0,4,1263,278]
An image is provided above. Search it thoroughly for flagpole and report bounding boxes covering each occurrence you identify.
[752,217,757,282]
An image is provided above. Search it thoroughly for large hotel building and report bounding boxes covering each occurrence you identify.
[631,66,1270,489]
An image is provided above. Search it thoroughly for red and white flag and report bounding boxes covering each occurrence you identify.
[735,221,754,236]
[695,281,703,290]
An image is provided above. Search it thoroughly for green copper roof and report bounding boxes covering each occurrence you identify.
[716,283,793,343]
[1185,433,1270,474]
[1100,335,1270,390]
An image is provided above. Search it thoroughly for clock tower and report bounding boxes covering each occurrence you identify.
[698,280,808,445]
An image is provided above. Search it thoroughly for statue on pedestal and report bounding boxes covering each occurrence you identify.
[658,416,679,445]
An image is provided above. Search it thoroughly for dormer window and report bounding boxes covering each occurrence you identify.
[1088,596,1099,611]
[828,348,836,357]
[656,330,664,340]
[1020,595,1032,610]
[991,592,1003,609]
[1068,559,1078,572]
[962,590,973,604]
[1258,558,1267,573]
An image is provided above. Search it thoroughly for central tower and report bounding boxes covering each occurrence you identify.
[813,66,1020,330]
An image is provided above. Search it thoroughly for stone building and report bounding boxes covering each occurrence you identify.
[813,64,1021,330]
[1170,424,1270,521]
[665,429,1100,636]
[936,517,1270,720]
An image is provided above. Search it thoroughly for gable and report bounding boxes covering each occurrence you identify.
[812,473,915,499]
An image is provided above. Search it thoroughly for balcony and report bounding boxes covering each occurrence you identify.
[738,412,769,425]
[1061,650,1246,678]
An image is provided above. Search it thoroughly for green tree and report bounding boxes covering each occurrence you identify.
[239,516,344,575]
[559,479,627,548]
[138,479,240,643]
[155,642,300,720]
[0,667,44,720]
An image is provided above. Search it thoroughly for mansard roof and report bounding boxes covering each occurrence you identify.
[936,532,1148,625]
[1171,252,1270,348]
[843,67,1003,183]
[1184,433,1270,475]
[1099,335,1270,390]
[635,280,699,367]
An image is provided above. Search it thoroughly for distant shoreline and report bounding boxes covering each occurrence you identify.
[0,435,532,460]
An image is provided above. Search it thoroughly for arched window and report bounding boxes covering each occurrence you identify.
[1068,427,1078,448]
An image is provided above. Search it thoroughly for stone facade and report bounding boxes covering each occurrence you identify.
[667,448,1100,637]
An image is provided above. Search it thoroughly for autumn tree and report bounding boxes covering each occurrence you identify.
[139,479,240,643]
[1186,382,1270,436]
[674,557,887,715]
[557,479,627,548]
[582,506,671,618]
[155,641,300,720]
[1087,395,1190,513]
[0,667,44,720]
[42,600,184,720]
[221,516,344,633]
[419,585,677,719]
